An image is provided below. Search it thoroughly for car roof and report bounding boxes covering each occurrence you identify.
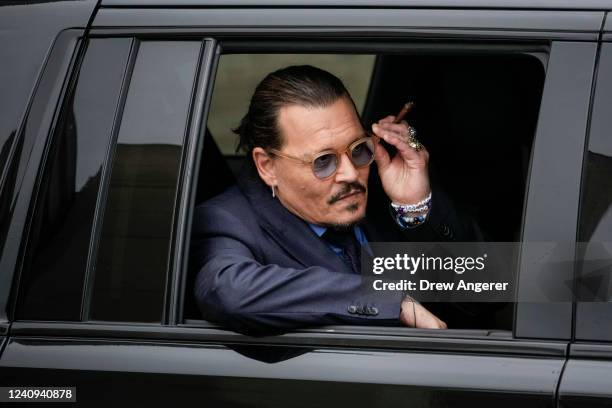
[101,0,612,11]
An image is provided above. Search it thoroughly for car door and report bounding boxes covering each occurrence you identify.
[0,0,97,364]
[173,9,591,407]
[558,18,612,408]
[0,3,603,407]
[0,34,214,404]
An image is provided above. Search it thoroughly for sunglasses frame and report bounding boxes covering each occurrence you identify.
[268,132,380,180]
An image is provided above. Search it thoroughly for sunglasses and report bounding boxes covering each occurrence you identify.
[268,133,379,180]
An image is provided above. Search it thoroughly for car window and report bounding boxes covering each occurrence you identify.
[187,48,546,333]
[88,41,201,323]
[576,43,612,341]
[16,38,133,320]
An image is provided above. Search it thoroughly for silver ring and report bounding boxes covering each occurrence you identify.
[406,126,424,151]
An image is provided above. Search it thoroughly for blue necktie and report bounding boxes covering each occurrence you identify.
[322,228,362,274]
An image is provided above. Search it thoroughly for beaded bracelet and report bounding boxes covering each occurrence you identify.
[393,202,430,214]
[395,211,429,228]
[391,192,432,214]
[390,192,432,228]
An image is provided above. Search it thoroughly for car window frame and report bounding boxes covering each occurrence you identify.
[83,38,205,324]
[175,38,574,347]
[3,30,85,323]
[6,35,215,327]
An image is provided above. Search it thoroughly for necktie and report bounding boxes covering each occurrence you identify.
[322,228,362,274]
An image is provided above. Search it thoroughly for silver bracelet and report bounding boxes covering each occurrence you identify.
[391,192,432,214]
[390,192,432,229]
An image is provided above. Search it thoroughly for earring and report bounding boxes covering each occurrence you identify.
[271,185,276,198]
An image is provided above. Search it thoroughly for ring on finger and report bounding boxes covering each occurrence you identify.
[406,126,424,152]
[408,126,417,138]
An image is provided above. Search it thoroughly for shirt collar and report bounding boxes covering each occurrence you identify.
[308,223,364,241]
[308,223,328,237]
[308,223,370,254]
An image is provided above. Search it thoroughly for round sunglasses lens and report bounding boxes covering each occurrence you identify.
[313,153,337,178]
[350,139,374,166]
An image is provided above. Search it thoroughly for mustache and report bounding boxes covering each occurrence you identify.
[328,182,367,204]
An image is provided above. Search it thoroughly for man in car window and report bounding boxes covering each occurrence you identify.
[191,65,484,334]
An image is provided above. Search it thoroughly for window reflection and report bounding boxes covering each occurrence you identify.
[576,43,612,341]
[89,41,200,323]
[17,39,132,320]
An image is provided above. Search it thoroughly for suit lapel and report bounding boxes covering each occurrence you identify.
[237,163,352,274]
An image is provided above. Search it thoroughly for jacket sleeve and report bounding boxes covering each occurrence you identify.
[392,187,503,328]
[394,186,487,242]
[191,204,405,335]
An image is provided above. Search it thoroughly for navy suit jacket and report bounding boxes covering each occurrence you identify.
[191,163,484,334]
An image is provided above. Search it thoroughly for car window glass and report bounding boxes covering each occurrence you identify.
[88,41,200,323]
[576,43,612,341]
[16,38,132,320]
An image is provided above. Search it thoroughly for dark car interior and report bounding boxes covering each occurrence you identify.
[185,51,546,331]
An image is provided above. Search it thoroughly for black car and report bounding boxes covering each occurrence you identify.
[1,0,611,406]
